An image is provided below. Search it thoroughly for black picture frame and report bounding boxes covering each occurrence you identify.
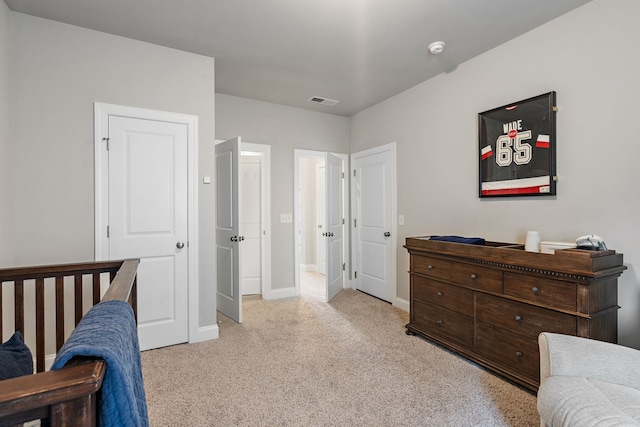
[478,91,556,197]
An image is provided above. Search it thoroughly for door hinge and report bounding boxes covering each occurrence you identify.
[354,218,357,228]
[342,172,344,178]
[102,137,110,151]
[355,271,357,278]
[343,263,345,271]
[106,225,110,238]
[342,218,345,225]
[353,169,356,177]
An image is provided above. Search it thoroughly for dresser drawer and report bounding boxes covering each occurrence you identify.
[476,293,576,338]
[412,276,473,316]
[476,323,539,380]
[503,272,577,311]
[450,263,502,293]
[412,255,453,281]
[413,299,474,347]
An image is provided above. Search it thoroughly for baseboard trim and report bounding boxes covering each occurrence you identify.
[191,324,219,343]
[394,297,409,312]
[265,286,296,300]
[301,264,317,272]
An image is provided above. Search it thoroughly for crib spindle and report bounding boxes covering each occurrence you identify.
[55,275,65,352]
[35,278,45,373]
[15,280,24,336]
[74,274,82,326]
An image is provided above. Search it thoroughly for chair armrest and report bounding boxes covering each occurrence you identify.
[539,332,640,389]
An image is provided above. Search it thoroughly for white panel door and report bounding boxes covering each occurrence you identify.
[216,137,242,323]
[353,148,394,303]
[325,153,343,302]
[108,116,189,350]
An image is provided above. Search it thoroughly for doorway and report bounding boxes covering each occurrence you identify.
[294,150,348,302]
[240,144,271,298]
[299,156,326,300]
[215,138,271,323]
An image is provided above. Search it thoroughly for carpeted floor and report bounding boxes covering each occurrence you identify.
[141,283,538,426]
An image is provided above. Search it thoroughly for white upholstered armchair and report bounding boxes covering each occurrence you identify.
[537,332,640,426]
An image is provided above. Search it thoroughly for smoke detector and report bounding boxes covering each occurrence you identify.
[308,96,340,106]
[428,41,446,55]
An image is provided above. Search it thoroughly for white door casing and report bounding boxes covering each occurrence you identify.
[94,103,201,350]
[351,143,397,303]
[216,137,242,323]
[316,163,326,275]
[325,152,343,302]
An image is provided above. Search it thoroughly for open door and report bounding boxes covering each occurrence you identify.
[325,153,343,302]
[294,150,348,301]
[216,137,242,323]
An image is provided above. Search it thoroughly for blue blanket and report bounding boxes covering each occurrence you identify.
[52,300,149,427]
[429,235,486,245]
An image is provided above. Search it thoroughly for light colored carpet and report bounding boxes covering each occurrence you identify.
[300,269,326,300]
[141,286,538,426]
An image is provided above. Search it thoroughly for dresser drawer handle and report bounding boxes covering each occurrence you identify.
[470,274,477,280]
[531,286,539,293]
[514,315,522,322]
[436,320,443,326]
[515,351,523,358]
[427,265,434,269]
[436,291,443,297]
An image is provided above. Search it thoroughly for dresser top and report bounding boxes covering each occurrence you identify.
[405,236,625,278]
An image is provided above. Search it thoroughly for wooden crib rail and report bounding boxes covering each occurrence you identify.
[102,258,139,320]
[0,259,138,373]
[0,258,139,427]
[0,359,105,426]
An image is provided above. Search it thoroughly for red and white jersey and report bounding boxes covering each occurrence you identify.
[479,93,555,196]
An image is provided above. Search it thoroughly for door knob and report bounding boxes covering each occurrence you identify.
[230,236,238,242]
[384,232,391,237]
[176,241,185,249]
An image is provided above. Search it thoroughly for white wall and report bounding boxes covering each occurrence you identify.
[9,13,218,329]
[0,2,12,266]
[350,0,640,348]
[216,94,349,290]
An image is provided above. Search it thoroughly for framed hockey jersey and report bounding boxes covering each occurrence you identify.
[478,92,557,197]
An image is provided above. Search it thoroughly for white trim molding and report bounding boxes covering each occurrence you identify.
[394,297,409,313]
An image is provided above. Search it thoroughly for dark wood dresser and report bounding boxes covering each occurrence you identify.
[404,236,626,391]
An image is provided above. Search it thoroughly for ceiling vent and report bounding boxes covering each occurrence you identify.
[308,96,340,106]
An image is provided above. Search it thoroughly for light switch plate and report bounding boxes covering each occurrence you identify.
[280,213,292,223]
[399,215,405,226]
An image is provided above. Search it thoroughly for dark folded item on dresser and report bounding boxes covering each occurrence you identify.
[429,235,486,245]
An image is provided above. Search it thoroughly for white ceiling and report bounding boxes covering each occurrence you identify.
[4,0,592,117]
